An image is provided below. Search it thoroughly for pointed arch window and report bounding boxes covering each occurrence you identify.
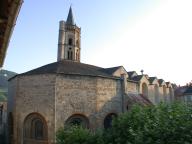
[68,49,73,60]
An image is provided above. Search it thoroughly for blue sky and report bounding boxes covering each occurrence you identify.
[3,0,192,85]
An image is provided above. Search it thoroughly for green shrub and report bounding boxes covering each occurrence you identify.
[0,92,7,101]
[108,102,192,144]
[56,126,104,144]
[56,102,192,144]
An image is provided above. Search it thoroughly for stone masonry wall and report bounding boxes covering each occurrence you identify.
[127,81,138,94]
[12,74,56,144]
[55,75,122,130]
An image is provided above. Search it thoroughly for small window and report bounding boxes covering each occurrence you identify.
[68,38,73,45]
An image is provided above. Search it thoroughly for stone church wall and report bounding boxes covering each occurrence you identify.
[95,77,122,129]
[55,75,122,130]
[158,86,165,102]
[9,74,56,144]
[127,81,138,94]
[148,85,156,104]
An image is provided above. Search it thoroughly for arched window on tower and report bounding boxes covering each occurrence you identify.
[67,49,73,60]
[68,38,73,45]
[76,40,79,47]
[76,50,79,61]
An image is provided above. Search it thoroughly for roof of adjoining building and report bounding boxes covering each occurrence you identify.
[103,66,122,75]
[148,77,157,84]
[174,86,188,96]
[130,75,143,82]
[15,60,120,79]
[158,79,165,85]
[183,86,192,94]
[127,71,137,77]
[126,93,152,106]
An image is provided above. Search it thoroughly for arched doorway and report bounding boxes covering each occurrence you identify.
[104,113,117,129]
[154,84,159,104]
[23,113,48,144]
[65,114,89,129]
[142,83,148,97]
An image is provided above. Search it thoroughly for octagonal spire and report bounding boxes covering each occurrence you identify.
[66,6,75,25]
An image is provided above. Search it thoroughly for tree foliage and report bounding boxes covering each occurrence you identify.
[0,91,7,101]
[56,102,192,144]
[56,126,104,144]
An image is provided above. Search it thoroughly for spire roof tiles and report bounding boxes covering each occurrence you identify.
[66,6,75,25]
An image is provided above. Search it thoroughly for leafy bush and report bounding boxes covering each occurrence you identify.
[56,102,192,144]
[0,92,7,101]
[56,126,104,144]
[107,102,192,144]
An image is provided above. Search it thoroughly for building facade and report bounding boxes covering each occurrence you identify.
[8,7,175,144]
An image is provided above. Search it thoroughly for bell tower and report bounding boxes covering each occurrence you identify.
[57,7,81,62]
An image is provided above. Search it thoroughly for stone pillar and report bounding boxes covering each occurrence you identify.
[57,21,65,61]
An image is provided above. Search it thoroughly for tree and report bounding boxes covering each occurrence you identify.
[107,102,192,144]
[56,102,192,144]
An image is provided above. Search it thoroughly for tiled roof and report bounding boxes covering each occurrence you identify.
[66,6,75,25]
[127,71,136,77]
[174,86,188,96]
[148,77,156,84]
[158,79,165,85]
[126,93,152,106]
[130,75,143,81]
[18,60,119,79]
[184,86,192,94]
[103,66,122,75]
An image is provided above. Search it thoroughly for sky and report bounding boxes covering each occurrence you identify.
[3,0,192,85]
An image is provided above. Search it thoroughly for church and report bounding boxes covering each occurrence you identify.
[7,7,175,144]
